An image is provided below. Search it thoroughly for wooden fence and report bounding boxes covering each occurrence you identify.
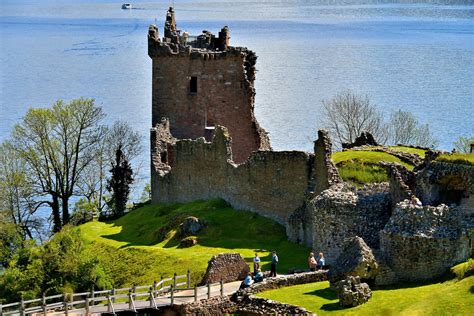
[0,271,226,316]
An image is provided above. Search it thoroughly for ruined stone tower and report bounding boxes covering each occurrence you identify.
[148,7,270,163]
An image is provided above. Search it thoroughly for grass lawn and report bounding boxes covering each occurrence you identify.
[436,153,474,165]
[389,146,426,158]
[78,199,310,287]
[256,277,474,315]
[331,151,414,185]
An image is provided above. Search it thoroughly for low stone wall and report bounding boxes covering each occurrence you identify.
[237,270,328,296]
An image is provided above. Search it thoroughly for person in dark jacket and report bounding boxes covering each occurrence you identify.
[270,251,279,277]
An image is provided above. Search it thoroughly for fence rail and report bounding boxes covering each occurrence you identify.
[0,270,227,316]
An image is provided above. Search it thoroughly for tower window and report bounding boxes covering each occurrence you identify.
[190,76,198,93]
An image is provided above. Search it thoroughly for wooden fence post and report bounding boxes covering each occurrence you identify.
[187,270,191,288]
[207,283,211,299]
[20,297,25,316]
[42,293,47,316]
[173,273,177,289]
[90,287,95,307]
[194,286,197,302]
[220,280,224,296]
[170,285,174,306]
[153,280,157,295]
[63,295,68,316]
[160,275,164,290]
[85,296,90,316]
[111,287,116,303]
[1,303,3,316]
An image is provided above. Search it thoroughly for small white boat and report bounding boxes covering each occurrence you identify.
[121,3,132,9]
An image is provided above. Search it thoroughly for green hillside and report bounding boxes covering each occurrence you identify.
[79,199,310,287]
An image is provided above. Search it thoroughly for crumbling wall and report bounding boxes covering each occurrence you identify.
[380,201,471,281]
[416,160,474,211]
[152,125,313,225]
[310,183,391,264]
[148,11,270,163]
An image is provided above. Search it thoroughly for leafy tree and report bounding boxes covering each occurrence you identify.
[0,141,44,241]
[322,91,387,148]
[388,110,438,148]
[77,121,142,215]
[453,132,474,153]
[107,146,134,217]
[11,98,105,232]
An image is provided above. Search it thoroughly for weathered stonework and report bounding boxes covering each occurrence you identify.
[336,276,372,307]
[379,201,471,281]
[328,236,378,285]
[149,8,270,164]
[310,183,391,263]
[152,124,337,229]
[200,253,250,285]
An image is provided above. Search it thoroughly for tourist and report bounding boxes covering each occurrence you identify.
[253,253,261,273]
[410,195,422,207]
[254,269,264,282]
[270,251,279,277]
[308,252,317,271]
[316,252,325,270]
[240,272,254,289]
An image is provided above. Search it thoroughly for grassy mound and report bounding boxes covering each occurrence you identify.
[436,153,474,165]
[256,277,474,315]
[331,151,414,185]
[389,146,427,157]
[79,199,310,287]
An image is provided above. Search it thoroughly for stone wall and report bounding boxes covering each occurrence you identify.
[310,183,392,264]
[416,160,474,211]
[148,9,270,163]
[379,201,471,281]
[200,253,250,285]
[152,125,335,227]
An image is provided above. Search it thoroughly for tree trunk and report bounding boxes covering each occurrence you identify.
[51,196,61,232]
[62,196,70,225]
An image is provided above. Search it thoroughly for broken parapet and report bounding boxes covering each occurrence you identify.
[148,7,270,164]
[313,130,342,195]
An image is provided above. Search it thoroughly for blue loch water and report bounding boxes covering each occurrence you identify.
[1,1,473,197]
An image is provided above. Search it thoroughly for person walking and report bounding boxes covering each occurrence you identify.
[308,252,317,271]
[270,251,279,277]
[253,253,261,274]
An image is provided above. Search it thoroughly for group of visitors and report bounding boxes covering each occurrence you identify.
[240,250,326,290]
[308,252,325,271]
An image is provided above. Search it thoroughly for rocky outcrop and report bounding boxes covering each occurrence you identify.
[380,201,471,281]
[328,236,378,285]
[178,216,205,236]
[336,276,372,307]
[179,236,198,248]
[200,253,249,285]
[342,131,379,149]
[311,184,391,263]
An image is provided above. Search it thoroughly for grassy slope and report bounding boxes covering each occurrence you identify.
[79,199,310,287]
[331,151,414,185]
[436,153,474,165]
[389,146,426,158]
[257,277,474,315]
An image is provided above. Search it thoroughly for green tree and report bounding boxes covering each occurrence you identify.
[0,141,44,241]
[11,99,105,232]
[107,146,134,217]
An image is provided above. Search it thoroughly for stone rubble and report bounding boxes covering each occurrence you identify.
[336,276,372,307]
[200,253,250,285]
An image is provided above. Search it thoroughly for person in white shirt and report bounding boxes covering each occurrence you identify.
[253,253,261,273]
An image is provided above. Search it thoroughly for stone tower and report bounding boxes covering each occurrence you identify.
[148,7,270,163]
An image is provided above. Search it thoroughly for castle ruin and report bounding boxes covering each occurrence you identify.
[149,9,473,285]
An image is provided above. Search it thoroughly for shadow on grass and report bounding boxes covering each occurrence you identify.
[304,287,337,300]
